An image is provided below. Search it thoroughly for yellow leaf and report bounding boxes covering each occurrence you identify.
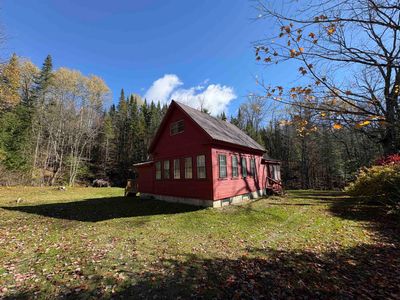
[333,123,343,130]
[358,120,371,127]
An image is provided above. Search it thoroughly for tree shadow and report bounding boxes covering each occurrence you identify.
[7,244,398,299]
[328,196,400,243]
[119,245,399,299]
[3,190,400,299]
[289,190,399,243]
[1,197,203,222]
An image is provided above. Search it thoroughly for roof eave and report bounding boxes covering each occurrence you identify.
[212,139,266,154]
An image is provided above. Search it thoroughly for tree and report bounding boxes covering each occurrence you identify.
[255,0,400,155]
[0,53,20,111]
[31,55,54,183]
[19,59,39,105]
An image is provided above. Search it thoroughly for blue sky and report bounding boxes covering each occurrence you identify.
[1,0,292,116]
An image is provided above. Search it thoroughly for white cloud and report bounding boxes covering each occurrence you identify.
[144,74,236,115]
[144,74,182,104]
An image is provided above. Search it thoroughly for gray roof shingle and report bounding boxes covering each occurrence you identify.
[175,101,265,152]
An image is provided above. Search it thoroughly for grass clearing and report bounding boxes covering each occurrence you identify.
[0,187,398,299]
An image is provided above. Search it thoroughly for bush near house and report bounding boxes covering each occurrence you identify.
[345,154,400,212]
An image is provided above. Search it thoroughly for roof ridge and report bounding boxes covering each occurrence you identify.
[173,100,265,152]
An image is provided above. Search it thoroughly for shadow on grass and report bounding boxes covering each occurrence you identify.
[3,190,400,299]
[329,196,400,243]
[5,245,399,299]
[289,190,400,243]
[1,197,203,222]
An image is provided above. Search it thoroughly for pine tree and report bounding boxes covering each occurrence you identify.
[33,55,53,102]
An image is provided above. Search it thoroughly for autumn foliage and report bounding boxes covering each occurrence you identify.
[345,160,400,211]
[375,154,400,166]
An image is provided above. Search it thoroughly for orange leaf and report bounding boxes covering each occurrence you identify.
[333,123,343,130]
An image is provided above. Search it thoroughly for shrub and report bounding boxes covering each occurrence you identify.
[375,154,400,166]
[345,164,400,211]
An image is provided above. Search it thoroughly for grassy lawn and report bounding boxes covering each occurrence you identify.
[0,187,398,299]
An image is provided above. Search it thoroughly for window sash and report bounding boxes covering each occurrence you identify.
[163,160,170,179]
[155,162,161,180]
[170,120,184,135]
[250,158,256,176]
[184,157,192,179]
[241,158,247,177]
[231,156,238,177]
[174,159,180,179]
[218,154,227,178]
[271,165,281,180]
[197,155,206,179]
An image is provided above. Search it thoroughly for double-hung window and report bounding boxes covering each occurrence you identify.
[173,159,180,179]
[241,157,247,178]
[231,156,238,178]
[184,157,192,179]
[250,158,256,176]
[218,154,227,178]
[163,160,170,179]
[197,155,206,179]
[155,162,161,180]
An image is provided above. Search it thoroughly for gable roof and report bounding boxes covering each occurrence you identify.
[175,101,265,152]
[149,100,265,153]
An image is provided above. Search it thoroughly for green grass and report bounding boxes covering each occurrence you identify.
[0,187,398,299]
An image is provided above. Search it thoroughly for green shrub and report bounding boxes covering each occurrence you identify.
[345,164,400,209]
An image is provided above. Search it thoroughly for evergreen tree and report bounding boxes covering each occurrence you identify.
[33,55,53,104]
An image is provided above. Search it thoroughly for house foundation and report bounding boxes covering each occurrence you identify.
[140,188,268,208]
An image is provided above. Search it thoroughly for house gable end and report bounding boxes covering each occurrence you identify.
[148,101,213,155]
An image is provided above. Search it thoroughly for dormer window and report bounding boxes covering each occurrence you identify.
[170,120,184,135]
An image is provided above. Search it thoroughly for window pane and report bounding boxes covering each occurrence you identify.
[185,157,192,179]
[170,120,185,135]
[155,162,161,180]
[232,156,238,177]
[197,155,206,179]
[241,158,247,177]
[163,160,170,179]
[250,158,256,176]
[174,159,180,179]
[218,154,227,178]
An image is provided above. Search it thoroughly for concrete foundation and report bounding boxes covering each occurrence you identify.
[140,188,268,208]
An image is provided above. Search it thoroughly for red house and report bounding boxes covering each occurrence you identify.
[134,100,281,207]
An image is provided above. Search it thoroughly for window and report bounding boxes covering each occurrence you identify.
[241,157,247,178]
[155,161,161,180]
[250,158,256,176]
[231,156,238,177]
[270,165,281,181]
[170,120,184,135]
[197,155,206,179]
[184,157,192,179]
[174,159,180,179]
[163,160,170,179]
[218,154,227,178]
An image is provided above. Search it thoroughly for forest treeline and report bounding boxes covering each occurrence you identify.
[0,53,381,188]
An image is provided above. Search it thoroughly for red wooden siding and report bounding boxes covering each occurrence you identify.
[136,101,280,203]
[136,164,153,193]
[147,106,214,200]
[211,147,268,200]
